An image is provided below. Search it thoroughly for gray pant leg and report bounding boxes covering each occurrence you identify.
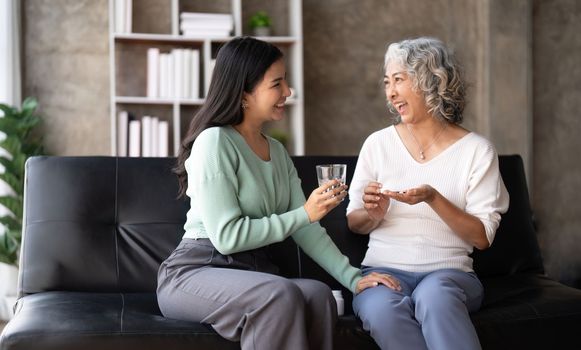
[159,265,315,350]
[291,279,337,350]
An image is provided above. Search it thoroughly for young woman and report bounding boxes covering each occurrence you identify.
[347,37,510,350]
[156,37,387,350]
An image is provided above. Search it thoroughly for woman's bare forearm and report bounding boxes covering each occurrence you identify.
[347,209,382,235]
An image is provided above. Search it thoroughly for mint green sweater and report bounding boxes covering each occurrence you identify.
[182,126,361,292]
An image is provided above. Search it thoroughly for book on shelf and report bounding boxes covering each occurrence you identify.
[179,12,233,23]
[174,49,183,99]
[121,116,169,157]
[181,29,231,38]
[167,53,174,98]
[191,49,200,99]
[146,48,159,98]
[206,58,217,96]
[182,49,191,99]
[159,53,168,98]
[117,110,129,156]
[158,121,169,157]
[141,116,152,157]
[148,48,200,100]
[179,12,233,37]
[114,0,132,33]
[128,119,141,157]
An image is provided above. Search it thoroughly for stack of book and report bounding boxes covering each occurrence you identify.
[180,12,233,37]
[117,111,169,157]
[147,48,200,99]
[114,0,132,33]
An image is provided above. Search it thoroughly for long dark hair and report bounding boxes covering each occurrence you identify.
[174,37,283,198]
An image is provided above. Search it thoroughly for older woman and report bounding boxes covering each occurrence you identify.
[346,37,509,350]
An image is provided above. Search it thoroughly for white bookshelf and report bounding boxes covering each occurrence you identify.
[109,0,305,157]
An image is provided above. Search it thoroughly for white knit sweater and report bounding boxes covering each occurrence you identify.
[346,126,509,273]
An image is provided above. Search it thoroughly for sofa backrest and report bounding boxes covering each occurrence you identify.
[471,155,544,277]
[19,155,543,298]
[19,157,188,297]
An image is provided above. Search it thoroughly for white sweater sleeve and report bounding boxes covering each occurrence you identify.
[465,142,510,245]
[347,134,378,215]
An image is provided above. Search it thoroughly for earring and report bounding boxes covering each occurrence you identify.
[241,100,249,110]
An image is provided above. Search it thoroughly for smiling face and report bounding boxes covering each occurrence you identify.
[243,59,291,126]
[384,61,431,124]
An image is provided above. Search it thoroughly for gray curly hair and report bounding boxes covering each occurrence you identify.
[384,37,466,124]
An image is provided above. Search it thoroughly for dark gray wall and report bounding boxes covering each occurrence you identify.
[23,0,110,155]
[532,0,581,288]
[303,0,483,155]
[303,0,533,186]
[21,0,581,288]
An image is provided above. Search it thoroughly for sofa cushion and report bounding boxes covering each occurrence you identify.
[1,292,238,350]
[1,292,381,350]
[474,273,581,349]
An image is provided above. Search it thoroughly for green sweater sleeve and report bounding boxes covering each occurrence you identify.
[283,154,362,293]
[186,129,312,255]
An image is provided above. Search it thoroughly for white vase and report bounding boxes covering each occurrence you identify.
[0,262,18,321]
[253,27,271,37]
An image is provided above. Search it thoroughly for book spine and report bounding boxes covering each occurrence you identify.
[173,49,183,99]
[158,121,169,157]
[191,49,200,99]
[117,110,128,156]
[159,53,168,98]
[167,52,174,98]
[128,120,141,157]
[182,49,191,99]
[115,0,125,33]
[151,117,159,157]
[147,48,160,98]
[125,0,132,33]
[141,116,152,157]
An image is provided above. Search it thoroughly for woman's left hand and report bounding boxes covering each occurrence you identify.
[383,185,436,205]
[355,272,402,294]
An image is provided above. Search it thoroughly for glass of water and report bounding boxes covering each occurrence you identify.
[316,164,347,189]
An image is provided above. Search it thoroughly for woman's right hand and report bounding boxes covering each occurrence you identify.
[363,181,390,222]
[304,180,348,223]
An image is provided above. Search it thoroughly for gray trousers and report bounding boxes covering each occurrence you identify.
[157,238,337,350]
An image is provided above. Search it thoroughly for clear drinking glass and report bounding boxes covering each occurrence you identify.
[316,164,347,188]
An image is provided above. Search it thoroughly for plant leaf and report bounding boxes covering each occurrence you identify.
[0,196,23,219]
[22,143,44,157]
[0,158,18,177]
[0,172,22,194]
[0,117,21,136]
[0,104,16,117]
[19,115,41,132]
[0,135,22,157]
[12,153,27,178]
[0,215,21,231]
[20,97,38,119]
[7,228,21,241]
[0,231,18,266]
[0,97,42,267]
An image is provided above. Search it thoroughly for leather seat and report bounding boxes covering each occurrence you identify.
[1,155,580,350]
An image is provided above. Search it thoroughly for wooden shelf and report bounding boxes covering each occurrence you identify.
[109,0,304,156]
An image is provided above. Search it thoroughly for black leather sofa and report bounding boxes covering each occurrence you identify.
[1,155,581,350]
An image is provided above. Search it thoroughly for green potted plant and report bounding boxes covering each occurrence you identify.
[249,10,272,37]
[0,97,44,267]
